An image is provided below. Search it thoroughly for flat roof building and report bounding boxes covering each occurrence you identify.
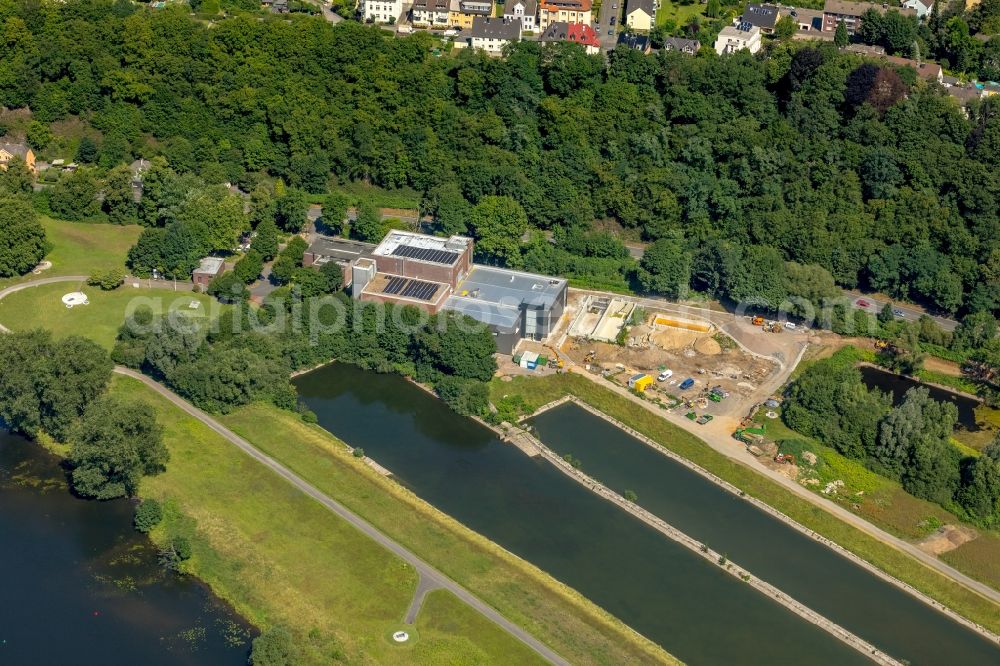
[303,236,375,288]
[193,256,225,288]
[447,265,568,352]
[351,230,567,354]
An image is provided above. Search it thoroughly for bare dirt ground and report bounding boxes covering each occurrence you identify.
[917,525,979,555]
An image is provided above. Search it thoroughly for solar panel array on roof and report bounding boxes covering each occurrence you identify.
[381,277,440,301]
[383,276,407,295]
[391,244,459,265]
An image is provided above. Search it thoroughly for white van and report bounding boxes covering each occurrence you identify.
[657,370,673,382]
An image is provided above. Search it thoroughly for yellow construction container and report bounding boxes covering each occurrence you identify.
[628,374,654,392]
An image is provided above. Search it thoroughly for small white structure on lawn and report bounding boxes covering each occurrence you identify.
[61,292,89,308]
[392,630,409,642]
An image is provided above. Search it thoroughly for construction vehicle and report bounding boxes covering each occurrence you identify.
[751,316,765,326]
[584,350,597,363]
[547,358,564,369]
[708,392,722,403]
[774,453,796,465]
[697,415,714,425]
[686,411,698,421]
[740,404,761,427]
[766,322,783,333]
[734,425,766,445]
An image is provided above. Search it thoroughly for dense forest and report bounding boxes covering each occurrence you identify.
[2,1,1000,319]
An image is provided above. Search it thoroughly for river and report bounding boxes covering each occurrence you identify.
[0,431,252,665]
[531,402,1000,666]
[295,363,871,665]
[858,365,980,431]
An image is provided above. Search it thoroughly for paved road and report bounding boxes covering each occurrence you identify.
[404,574,443,623]
[594,0,622,51]
[303,0,344,23]
[842,289,958,332]
[112,366,568,665]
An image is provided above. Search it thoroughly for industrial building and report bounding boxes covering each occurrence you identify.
[348,230,567,353]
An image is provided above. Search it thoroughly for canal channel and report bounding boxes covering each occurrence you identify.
[295,363,873,665]
[530,401,1000,665]
[0,431,252,665]
[858,365,981,431]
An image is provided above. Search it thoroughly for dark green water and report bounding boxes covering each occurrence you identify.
[859,365,980,430]
[0,431,253,665]
[296,364,868,665]
[531,402,1000,665]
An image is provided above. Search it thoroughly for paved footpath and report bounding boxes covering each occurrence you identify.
[113,367,567,665]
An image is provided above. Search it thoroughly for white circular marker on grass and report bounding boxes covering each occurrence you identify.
[392,631,409,643]
[61,292,89,308]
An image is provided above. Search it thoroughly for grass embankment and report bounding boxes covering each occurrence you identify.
[112,375,550,665]
[0,217,141,289]
[0,282,221,349]
[220,404,676,666]
[491,372,1000,635]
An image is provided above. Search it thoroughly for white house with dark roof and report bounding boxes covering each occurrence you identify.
[739,3,780,33]
[412,0,451,25]
[361,0,403,23]
[625,0,655,31]
[503,0,537,31]
[902,0,934,17]
[714,23,762,55]
[662,37,700,54]
[469,16,522,54]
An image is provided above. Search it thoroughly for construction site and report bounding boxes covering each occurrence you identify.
[561,292,779,422]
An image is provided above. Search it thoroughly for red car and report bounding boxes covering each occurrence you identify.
[856,299,871,308]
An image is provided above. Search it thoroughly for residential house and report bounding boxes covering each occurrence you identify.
[412,0,451,25]
[192,257,225,289]
[778,6,825,34]
[361,0,403,23]
[739,3,780,34]
[616,32,652,53]
[271,0,289,13]
[901,0,934,17]
[469,16,522,54]
[503,0,537,32]
[0,142,36,174]
[540,21,601,53]
[883,55,943,83]
[625,0,655,31]
[714,23,762,55]
[538,0,592,32]
[661,37,701,54]
[449,0,492,29]
[822,0,916,35]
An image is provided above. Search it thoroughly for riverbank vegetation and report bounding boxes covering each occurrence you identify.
[785,348,1000,528]
[218,400,675,665]
[489,372,1000,633]
[110,375,562,665]
[0,330,169,500]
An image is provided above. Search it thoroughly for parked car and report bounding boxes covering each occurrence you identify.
[893,309,905,318]
[657,370,673,382]
[610,16,616,24]
[608,28,614,35]
[784,322,796,330]
[679,378,695,390]
[856,299,871,308]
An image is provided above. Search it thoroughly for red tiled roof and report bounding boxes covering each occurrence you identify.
[540,0,592,12]
[565,22,599,47]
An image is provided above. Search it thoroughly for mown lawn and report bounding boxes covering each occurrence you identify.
[942,532,1000,591]
[0,217,142,289]
[656,0,706,27]
[491,372,1000,635]
[0,282,221,349]
[220,403,675,666]
[113,375,549,665]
